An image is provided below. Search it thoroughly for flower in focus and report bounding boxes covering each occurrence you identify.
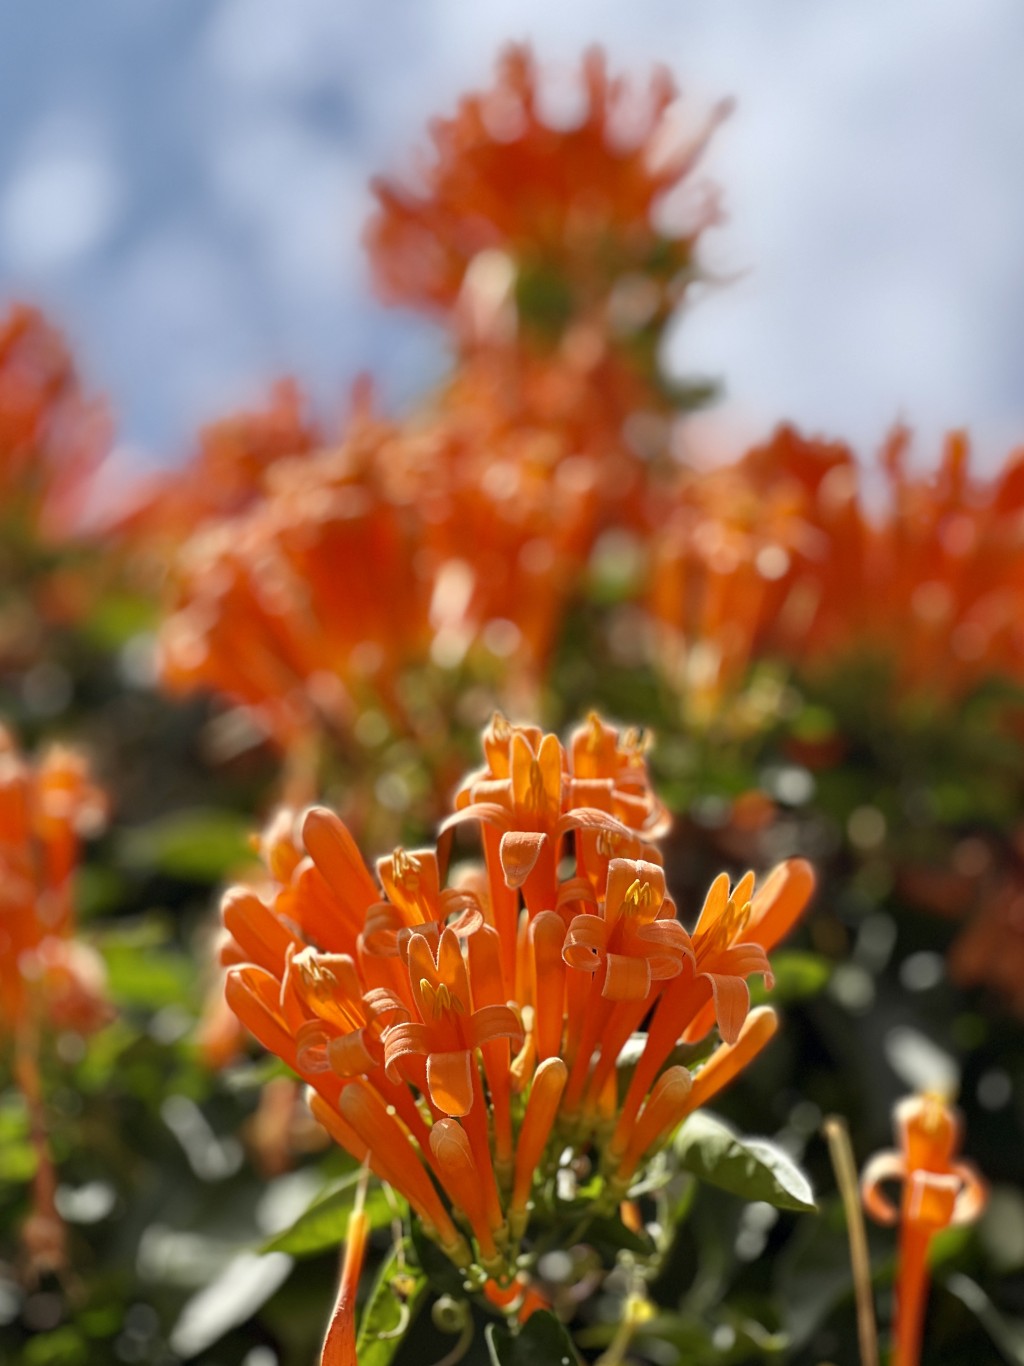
[862,1093,986,1366]
[221,713,815,1351]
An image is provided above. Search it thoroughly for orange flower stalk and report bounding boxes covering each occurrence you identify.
[222,712,814,1345]
[862,1094,987,1366]
[321,1171,370,1366]
[0,725,109,1273]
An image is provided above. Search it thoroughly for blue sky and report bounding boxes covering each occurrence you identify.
[2,0,1022,470]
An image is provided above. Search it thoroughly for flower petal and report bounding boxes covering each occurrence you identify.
[602,952,652,1001]
[426,1049,475,1116]
[499,830,547,889]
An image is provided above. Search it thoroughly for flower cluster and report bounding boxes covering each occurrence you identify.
[0,725,109,1038]
[649,424,1024,713]
[366,45,725,364]
[0,724,109,1276]
[0,304,109,543]
[222,713,814,1285]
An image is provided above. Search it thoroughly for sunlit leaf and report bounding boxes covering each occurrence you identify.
[486,1309,580,1365]
[674,1112,816,1213]
[261,1174,393,1257]
[356,1241,428,1366]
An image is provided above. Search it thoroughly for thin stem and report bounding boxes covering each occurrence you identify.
[823,1115,880,1366]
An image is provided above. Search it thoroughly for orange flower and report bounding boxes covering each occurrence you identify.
[862,1094,986,1366]
[0,725,109,1275]
[0,303,110,543]
[222,713,811,1330]
[563,857,689,1001]
[649,423,1024,713]
[117,378,319,545]
[381,927,522,1117]
[0,727,108,1034]
[367,45,724,359]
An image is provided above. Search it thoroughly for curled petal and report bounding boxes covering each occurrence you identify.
[951,1161,988,1226]
[295,1020,334,1074]
[562,913,608,972]
[860,1151,906,1225]
[499,830,547,889]
[633,918,693,980]
[439,803,514,839]
[327,1028,379,1077]
[470,1002,524,1050]
[382,1020,431,1080]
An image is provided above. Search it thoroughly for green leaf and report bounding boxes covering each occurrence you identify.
[486,1310,580,1365]
[750,951,831,1005]
[674,1112,817,1213]
[261,1174,393,1257]
[356,1242,428,1366]
[95,920,197,1009]
[117,809,254,882]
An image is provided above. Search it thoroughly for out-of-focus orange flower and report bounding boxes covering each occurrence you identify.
[157,402,433,749]
[0,304,110,543]
[367,45,724,357]
[0,725,109,1276]
[649,424,1024,713]
[118,379,320,547]
[862,1094,986,1366]
[221,713,813,1350]
[0,726,109,1035]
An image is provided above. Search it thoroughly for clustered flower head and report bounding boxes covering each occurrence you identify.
[0,725,109,1037]
[366,44,726,361]
[649,424,1024,714]
[156,377,629,751]
[222,713,814,1290]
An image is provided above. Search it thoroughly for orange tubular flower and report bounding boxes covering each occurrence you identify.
[862,1095,987,1366]
[222,714,812,1331]
[649,423,1024,715]
[0,726,109,1274]
[0,303,109,544]
[367,45,724,359]
[116,379,320,547]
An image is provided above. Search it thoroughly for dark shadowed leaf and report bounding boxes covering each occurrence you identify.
[486,1310,580,1366]
[674,1112,816,1213]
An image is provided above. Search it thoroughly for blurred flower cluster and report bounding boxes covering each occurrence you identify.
[0,39,1020,1366]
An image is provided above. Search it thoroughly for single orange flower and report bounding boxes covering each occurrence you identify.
[862,1094,986,1366]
